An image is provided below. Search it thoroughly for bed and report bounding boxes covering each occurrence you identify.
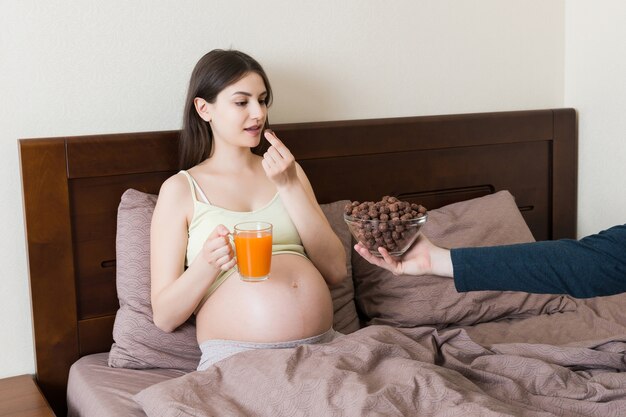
[19,108,626,416]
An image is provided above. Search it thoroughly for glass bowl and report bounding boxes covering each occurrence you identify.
[344,213,427,257]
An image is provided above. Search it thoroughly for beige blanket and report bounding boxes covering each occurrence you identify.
[134,300,626,416]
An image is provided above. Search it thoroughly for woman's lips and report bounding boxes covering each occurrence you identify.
[244,126,261,135]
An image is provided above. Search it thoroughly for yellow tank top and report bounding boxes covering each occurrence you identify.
[180,171,307,309]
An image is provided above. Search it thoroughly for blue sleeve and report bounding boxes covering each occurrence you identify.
[450,224,626,298]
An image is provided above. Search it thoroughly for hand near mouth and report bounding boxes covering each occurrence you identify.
[261,130,298,188]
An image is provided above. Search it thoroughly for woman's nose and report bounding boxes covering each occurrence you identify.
[250,101,266,120]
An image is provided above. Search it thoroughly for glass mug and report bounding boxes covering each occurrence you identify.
[232,221,273,281]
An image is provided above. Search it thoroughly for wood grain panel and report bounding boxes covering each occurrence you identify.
[69,172,174,319]
[74,259,118,319]
[78,316,115,356]
[0,375,55,416]
[19,139,79,416]
[69,172,171,242]
[66,131,179,178]
[278,109,554,160]
[398,186,495,211]
[552,108,578,239]
[300,141,550,239]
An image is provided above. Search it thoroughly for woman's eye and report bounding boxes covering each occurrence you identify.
[235,101,247,107]
[259,99,268,106]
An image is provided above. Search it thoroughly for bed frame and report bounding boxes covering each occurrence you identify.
[19,108,577,414]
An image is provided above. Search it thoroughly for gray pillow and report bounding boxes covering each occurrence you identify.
[109,189,359,370]
[352,190,578,328]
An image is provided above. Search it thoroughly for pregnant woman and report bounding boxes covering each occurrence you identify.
[150,49,346,370]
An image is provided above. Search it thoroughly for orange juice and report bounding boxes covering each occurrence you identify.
[233,222,273,281]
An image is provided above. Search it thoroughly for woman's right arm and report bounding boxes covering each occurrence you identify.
[150,174,234,332]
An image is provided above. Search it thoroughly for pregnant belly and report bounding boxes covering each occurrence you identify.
[195,253,334,343]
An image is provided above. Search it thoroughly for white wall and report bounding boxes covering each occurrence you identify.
[564,1,626,237]
[0,1,565,378]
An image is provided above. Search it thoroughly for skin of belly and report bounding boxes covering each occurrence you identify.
[195,253,334,343]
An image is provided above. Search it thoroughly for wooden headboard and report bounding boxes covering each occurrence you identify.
[19,108,577,414]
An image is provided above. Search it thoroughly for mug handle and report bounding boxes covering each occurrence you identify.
[228,233,238,272]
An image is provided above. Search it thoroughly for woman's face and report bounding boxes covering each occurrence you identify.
[204,72,268,149]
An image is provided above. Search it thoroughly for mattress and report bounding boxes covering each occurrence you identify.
[67,352,187,417]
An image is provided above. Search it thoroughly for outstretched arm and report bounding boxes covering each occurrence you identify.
[452,224,626,298]
[355,225,626,298]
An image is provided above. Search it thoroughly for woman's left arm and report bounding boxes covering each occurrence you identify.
[261,131,347,286]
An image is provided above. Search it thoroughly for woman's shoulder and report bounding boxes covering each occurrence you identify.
[152,171,194,223]
[158,171,192,201]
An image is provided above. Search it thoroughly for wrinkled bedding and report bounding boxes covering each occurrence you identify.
[133,295,626,417]
[67,353,187,417]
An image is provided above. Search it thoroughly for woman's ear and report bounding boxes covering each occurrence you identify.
[194,98,211,122]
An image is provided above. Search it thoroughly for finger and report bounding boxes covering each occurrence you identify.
[263,150,278,165]
[261,158,271,173]
[378,248,402,275]
[216,224,231,237]
[209,224,229,239]
[378,247,397,265]
[264,129,280,144]
[214,240,235,259]
[215,243,232,258]
[355,244,388,269]
[221,257,237,271]
[265,145,283,163]
[204,235,231,254]
[215,252,234,268]
[354,242,370,255]
[264,130,292,158]
[262,154,279,175]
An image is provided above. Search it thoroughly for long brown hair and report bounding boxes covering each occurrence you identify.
[179,49,273,169]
